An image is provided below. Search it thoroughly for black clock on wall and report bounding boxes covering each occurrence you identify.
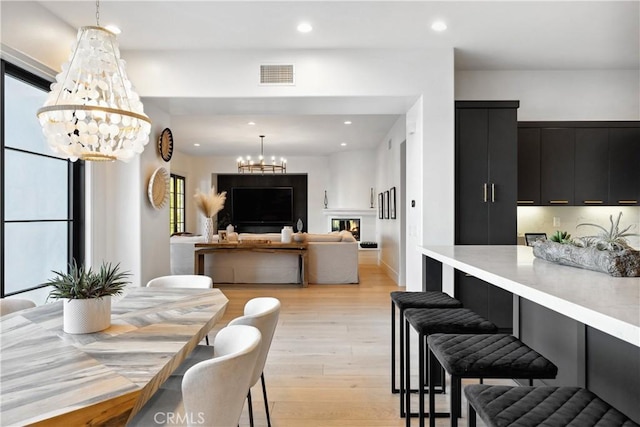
[158,128,174,162]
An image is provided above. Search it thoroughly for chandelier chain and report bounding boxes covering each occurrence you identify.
[96,0,100,26]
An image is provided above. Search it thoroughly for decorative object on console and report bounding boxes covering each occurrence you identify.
[36,0,151,162]
[533,213,639,277]
[47,260,130,334]
[148,167,170,209]
[237,135,286,173]
[370,188,374,208]
[158,128,173,162]
[297,218,304,233]
[194,186,227,243]
[281,226,293,243]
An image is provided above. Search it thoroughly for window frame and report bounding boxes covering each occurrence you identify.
[1,60,85,297]
[170,173,186,234]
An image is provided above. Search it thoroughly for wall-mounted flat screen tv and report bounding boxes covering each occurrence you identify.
[232,187,294,223]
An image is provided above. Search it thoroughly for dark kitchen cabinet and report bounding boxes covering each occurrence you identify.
[540,128,575,206]
[518,122,639,206]
[575,128,609,205]
[609,128,640,205]
[455,101,518,332]
[517,128,541,205]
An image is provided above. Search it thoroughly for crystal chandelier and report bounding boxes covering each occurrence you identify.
[37,1,151,162]
[237,135,287,173]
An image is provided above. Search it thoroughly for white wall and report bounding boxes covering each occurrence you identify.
[328,150,376,210]
[139,103,172,286]
[456,70,640,121]
[376,116,406,284]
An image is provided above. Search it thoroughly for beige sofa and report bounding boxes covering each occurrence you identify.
[170,231,359,284]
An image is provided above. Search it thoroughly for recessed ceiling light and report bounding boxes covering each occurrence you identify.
[344,121,352,125]
[194,143,200,147]
[340,142,347,147]
[105,25,121,35]
[431,21,447,32]
[297,22,313,33]
[248,121,256,126]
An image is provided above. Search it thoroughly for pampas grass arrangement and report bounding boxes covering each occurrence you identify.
[194,186,227,218]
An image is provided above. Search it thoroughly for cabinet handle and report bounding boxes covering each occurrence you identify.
[583,200,603,204]
[618,200,638,204]
[518,200,535,204]
[483,183,488,203]
[549,200,569,204]
[491,183,496,202]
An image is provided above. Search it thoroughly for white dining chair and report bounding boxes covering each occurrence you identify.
[0,298,36,317]
[146,275,213,289]
[146,275,213,344]
[227,297,281,427]
[127,324,261,427]
[162,297,281,427]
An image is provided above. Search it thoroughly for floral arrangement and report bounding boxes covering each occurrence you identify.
[194,186,227,218]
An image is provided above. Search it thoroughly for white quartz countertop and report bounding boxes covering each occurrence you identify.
[419,245,640,347]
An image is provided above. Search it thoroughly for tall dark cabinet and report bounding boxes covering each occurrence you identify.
[455,101,519,332]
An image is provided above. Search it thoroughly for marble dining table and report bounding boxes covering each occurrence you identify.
[0,287,228,426]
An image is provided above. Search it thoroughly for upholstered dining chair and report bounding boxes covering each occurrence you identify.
[146,274,213,344]
[0,298,36,316]
[163,297,281,427]
[228,297,281,427]
[146,275,213,289]
[127,324,261,427]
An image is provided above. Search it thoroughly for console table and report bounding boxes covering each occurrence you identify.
[195,242,309,287]
[0,287,228,426]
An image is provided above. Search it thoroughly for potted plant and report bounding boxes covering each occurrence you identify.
[532,213,639,277]
[48,260,131,334]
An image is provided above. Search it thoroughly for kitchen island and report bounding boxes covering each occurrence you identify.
[419,245,639,423]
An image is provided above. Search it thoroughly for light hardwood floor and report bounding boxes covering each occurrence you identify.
[213,264,504,427]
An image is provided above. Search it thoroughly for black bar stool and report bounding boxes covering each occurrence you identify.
[390,291,462,417]
[465,385,639,427]
[427,334,558,427]
[403,308,498,427]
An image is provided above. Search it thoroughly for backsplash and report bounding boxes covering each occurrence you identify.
[517,206,640,249]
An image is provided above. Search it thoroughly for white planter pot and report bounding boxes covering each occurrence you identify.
[63,296,111,334]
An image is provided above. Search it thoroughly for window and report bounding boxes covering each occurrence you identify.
[1,60,84,297]
[170,174,185,234]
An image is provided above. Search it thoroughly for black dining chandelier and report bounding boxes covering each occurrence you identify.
[237,135,287,173]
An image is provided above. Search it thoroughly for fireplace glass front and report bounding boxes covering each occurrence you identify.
[331,218,360,241]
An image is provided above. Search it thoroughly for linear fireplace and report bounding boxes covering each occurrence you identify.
[331,218,360,241]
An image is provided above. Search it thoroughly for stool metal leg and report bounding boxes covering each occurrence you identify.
[405,318,411,427]
[468,402,477,427]
[419,332,426,427]
[247,389,254,427]
[391,300,398,394]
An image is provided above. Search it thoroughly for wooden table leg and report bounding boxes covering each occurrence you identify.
[302,251,309,287]
[194,251,205,275]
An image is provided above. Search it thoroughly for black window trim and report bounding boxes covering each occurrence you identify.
[1,59,85,297]
[170,173,186,234]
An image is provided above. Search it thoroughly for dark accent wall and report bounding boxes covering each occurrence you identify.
[217,174,307,233]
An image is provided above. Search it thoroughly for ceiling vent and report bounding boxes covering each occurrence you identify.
[260,64,295,85]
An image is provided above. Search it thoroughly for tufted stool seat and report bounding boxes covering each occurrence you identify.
[464,385,639,427]
[427,334,558,427]
[390,291,463,417]
[403,308,497,427]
